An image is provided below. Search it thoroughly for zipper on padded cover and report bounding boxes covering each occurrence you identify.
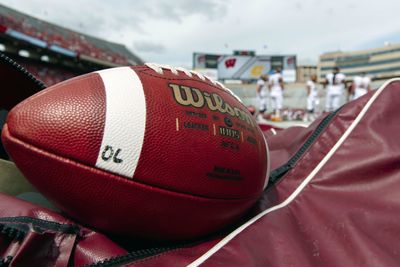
[0,222,29,267]
[0,256,12,267]
[0,217,81,266]
[0,223,28,241]
[268,108,341,184]
[0,52,46,90]
[0,217,80,235]
[84,246,183,267]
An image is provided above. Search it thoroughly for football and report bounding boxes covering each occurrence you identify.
[2,63,269,241]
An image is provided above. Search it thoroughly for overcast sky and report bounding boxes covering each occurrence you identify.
[1,0,400,67]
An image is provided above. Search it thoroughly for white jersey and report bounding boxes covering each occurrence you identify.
[306,80,317,98]
[353,76,371,90]
[269,73,283,95]
[306,80,318,111]
[326,72,346,95]
[353,76,371,99]
[256,78,268,97]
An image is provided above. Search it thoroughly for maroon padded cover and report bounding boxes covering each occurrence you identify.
[0,193,127,266]
[122,79,400,266]
[176,79,400,266]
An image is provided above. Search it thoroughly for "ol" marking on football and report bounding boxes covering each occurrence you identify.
[101,145,123,163]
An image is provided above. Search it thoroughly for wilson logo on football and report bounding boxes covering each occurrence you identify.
[169,83,254,127]
[225,58,236,68]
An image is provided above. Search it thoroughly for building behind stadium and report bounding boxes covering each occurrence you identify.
[318,43,400,82]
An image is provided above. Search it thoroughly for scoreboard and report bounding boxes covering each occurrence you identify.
[193,52,297,82]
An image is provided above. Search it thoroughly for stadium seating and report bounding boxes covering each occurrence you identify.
[19,62,76,86]
[0,11,132,65]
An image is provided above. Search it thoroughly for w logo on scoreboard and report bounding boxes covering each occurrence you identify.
[225,58,236,68]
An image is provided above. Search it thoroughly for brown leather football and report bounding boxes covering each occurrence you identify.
[2,63,269,240]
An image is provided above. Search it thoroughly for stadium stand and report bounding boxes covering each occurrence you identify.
[20,62,76,86]
[0,4,143,66]
[0,4,143,86]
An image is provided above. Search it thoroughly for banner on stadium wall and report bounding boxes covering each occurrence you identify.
[217,55,253,80]
[193,53,297,82]
[229,55,272,80]
[49,45,77,57]
[217,55,297,82]
[6,29,47,48]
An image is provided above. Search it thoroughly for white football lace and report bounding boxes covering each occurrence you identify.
[145,63,242,103]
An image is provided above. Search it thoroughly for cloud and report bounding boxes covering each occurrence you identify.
[1,0,400,67]
[142,0,228,22]
[0,0,229,35]
[157,0,229,21]
[133,41,166,54]
[294,2,302,10]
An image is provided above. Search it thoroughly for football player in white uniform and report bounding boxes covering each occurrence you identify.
[256,74,268,118]
[268,68,284,119]
[324,67,346,112]
[351,72,371,100]
[304,74,318,122]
